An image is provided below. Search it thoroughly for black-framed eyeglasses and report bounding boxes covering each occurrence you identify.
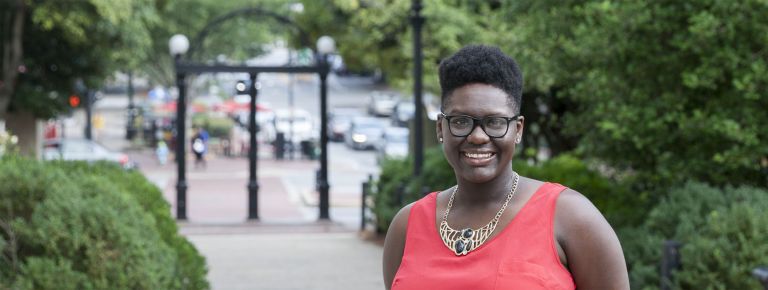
[440,112,521,138]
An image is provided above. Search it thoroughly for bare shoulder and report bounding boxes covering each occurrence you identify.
[554,188,615,246]
[555,188,630,289]
[556,188,602,224]
[382,201,416,290]
[385,202,416,242]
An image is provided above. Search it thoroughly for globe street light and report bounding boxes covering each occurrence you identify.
[169,34,190,56]
[169,33,189,220]
[316,35,334,220]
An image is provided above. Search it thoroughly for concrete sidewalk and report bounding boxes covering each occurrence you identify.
[128,149,384,290]
[187,232,383,290]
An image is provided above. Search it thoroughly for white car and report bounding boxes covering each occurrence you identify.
[272,108,316,145]
[367,91,399,117]
[43,138,137,169]
[376,127,409,164]
[345,117,387,150]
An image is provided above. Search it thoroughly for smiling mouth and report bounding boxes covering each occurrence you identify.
[463,152,495,159]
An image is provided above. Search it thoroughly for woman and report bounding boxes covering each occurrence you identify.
[382,45,630,289]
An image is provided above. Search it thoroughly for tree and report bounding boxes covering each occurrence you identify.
[555,1,768,189]
[1,0,160,120]
[0,0,26,121]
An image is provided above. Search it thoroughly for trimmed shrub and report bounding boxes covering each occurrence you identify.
[625,182,768,289]
[50,161,209,290]
[370,147,630,232]
[191,113,233,139]
[0,156,209,290]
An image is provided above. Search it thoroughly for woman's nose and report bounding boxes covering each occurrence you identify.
[466,124,490,144]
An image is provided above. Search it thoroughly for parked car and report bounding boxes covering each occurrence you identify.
[327,107,363,141]
[272,108,316,145]
[376,127,409,164]
[367,91,399,117]
[345,117,387,150]
[43,138,138,170]
[390,100,415,127]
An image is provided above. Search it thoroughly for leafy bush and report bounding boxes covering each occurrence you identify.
[514,155,648,227]
[0,156,209,290]
[372,148,454,232]
[191,113,233,139]
[50,161,209,290]
[370,147,632,232]
[624,182,768,289]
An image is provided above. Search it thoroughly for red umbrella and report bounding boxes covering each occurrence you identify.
[216,100,271,114]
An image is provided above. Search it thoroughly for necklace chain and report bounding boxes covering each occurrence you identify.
[439,172,519,256]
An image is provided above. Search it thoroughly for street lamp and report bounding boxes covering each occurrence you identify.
[169,34,190,220]
[74,78,93,141]
[411,0,425,178]
[247,73,259,220]
[316,35,334,220]
[125,71,136,141]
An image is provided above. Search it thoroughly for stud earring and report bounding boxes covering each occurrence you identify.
[515,137,521,144]
[439,137,443,143]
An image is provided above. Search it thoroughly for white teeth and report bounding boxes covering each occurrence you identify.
[464,152,493,159]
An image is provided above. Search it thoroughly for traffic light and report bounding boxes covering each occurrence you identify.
[68,95,81,108]
[235,80,247,94]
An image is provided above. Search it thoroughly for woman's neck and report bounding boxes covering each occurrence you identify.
[454,169,516,206]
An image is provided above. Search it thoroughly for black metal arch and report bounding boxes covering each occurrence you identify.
[187,6,312,60]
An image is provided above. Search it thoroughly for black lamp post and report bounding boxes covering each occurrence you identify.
[75,78,93,141]
[126,71,137,140]
[169,34,190,220]
[411,0,425,177]
[247,73,259,219]
[316,36,335,220]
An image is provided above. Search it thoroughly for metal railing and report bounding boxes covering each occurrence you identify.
[360,175,374,232]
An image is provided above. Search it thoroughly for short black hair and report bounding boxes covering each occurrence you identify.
[438,45,523,113]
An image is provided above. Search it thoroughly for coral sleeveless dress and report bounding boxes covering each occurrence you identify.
[391,182,576,290]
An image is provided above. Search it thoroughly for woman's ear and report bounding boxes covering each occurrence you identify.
[436,115,444,143]
[515,116,525,141]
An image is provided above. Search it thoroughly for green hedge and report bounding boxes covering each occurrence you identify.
[372,148,768,289]
[371,147,636,232]
[624,182,768,290]
[191,114,234,139]
[0,156,209,290]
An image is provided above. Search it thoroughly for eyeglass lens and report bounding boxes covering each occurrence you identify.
[448,116,510,137]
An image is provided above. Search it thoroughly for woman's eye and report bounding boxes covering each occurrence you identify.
[452,119,470,126]
[487,118,505,127]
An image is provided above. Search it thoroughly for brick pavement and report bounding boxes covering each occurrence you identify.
[128,149,385,290]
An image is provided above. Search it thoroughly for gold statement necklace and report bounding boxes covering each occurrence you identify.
[439,172,519,256]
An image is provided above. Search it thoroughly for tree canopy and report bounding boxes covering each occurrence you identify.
[2,0,765,190]
[296,0,768,191]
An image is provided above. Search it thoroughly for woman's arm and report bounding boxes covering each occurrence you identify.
[556,189,630,290]
[382,203,413,290]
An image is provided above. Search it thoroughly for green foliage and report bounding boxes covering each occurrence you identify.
[624,182,768,289]
[192,113,233,139]
[498,0,768,189]
[0,156,208,290]
[8,0,160,118]
[299,0,768,191]
[372,147,454,232]
[514,155,647,227]
[370,147,631,232]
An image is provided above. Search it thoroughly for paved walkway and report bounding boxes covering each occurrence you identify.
[126,149,385,290]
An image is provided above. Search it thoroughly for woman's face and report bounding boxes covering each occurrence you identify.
[437,83,523,184]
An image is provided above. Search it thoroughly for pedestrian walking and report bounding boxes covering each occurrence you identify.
[191,126,209,169]
[156,140,169,165]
